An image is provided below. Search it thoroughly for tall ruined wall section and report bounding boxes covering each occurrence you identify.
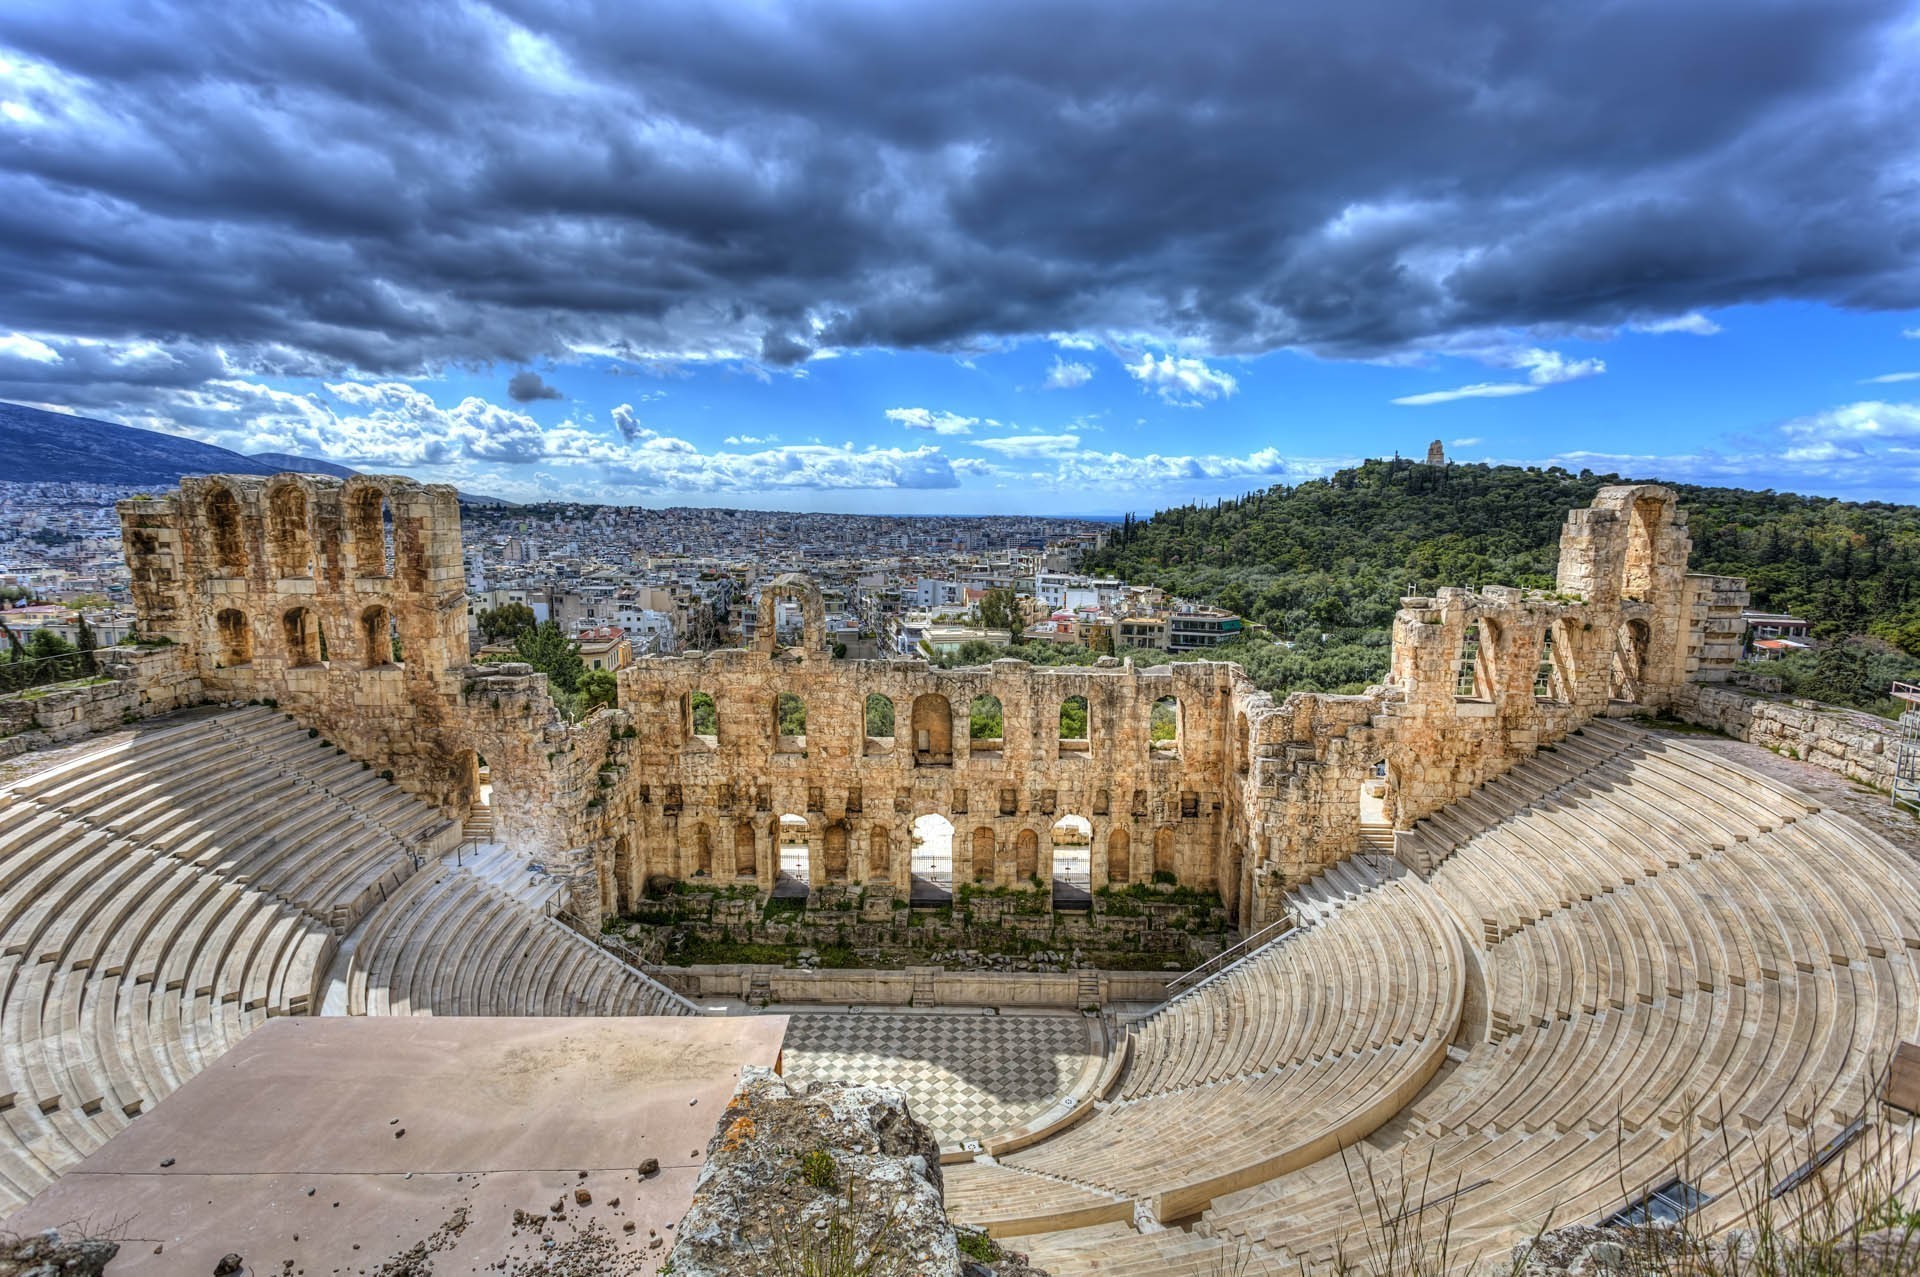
[610,580,1250,918]
[117,475,478,811]
[1383,484,1746,829]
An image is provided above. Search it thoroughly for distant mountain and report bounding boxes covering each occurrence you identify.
[0,400,513,504]
[246,451,361,480]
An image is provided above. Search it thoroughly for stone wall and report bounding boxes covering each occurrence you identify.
[656,964,1172,1007]
[100,475,1746,934]
[0,644,201,761]
[1672,683,1901,789]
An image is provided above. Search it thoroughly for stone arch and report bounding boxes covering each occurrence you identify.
[1612,618,1651,703]
[1059,694,1089,752]
[282,606,322,667]
[361,604,395,667]
[1622,492,1672,602]
[912,693,953,765]
[756,573,827,654]
[1150,695,1180,756]
[970,826,995,884]
[1014,828,1040,881]
[774,692,807,753]
[345,480,392,577]
[1534,622,1568,702]
[266,480,313,579]
[823,822,850,883]
[205,484,248,575]
[1154,825,1176,879]
[1106,827,1132,885]
[969,694,1004,753]
[734,822,757,877]
[778,814,810,883]
[1455,621,1489,700]
[214,607,251,667]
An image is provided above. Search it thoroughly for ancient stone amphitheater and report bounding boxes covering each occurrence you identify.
[1,475,1915,1274]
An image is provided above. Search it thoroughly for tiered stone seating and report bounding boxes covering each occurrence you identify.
[1004,722,1920,1274]
[0,712,375,1212]
[980,869,1463,1229]
[345,867,698,1017]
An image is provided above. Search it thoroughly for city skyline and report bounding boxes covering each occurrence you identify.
[2,2,1919,512]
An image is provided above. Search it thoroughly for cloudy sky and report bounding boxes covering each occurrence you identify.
[2,0,1919,513]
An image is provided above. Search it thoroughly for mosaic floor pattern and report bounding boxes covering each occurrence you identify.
[777,1011,1097,1145]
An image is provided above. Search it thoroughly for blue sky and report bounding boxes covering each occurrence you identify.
[2,1,1918,513]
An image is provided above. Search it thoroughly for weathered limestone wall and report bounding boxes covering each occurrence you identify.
[1672,683,1901,789]
[118,475,477,811]
[103,475,1746,934]
[656,964,1172,1007]
[0,644,201,761]
[612,610,1245,915]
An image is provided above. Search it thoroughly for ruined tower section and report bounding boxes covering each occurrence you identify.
[117,474,475,809]
[1381,484,1744,830]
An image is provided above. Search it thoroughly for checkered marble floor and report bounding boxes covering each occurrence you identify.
[777,1012,1095,1144]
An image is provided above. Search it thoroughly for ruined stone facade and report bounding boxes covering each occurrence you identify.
[111,477,1745,931]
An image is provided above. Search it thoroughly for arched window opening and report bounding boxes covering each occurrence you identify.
[970,827,996,884]
[1051,814,1091,901]
[687,690,718,745]
[734,822,757,878]
[1059,695,1089,753]
[206,486,247,575]
[1612,618,1651,703]
[864,693,896,755]
[1455,622,1493,701]
[361,605,395,667]
[1535,625,1567,702]
[1153,826,1177,882]
[1623,494,1666,602]
[282,607,322,667]
[267,483,313,579]
[911,693,953,765]
[612,836,632,914]
[969,694,1004,753]
[1014,829,1040,882]
[775,692,807,754]
[1150,696,1180,756]
[778,815,810,886]
[822,823,850,883]
[1106,827,1132,885]
[912,814,955,901]
[348,485,393,577]
[214,608,251,667]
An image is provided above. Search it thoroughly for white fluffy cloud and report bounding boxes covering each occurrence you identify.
[0,332,59,363]
[1630,313,1722,336]
[610,402,650,441]
[1393,345,1605,406]
[1043,357,1094,390]
[1864,372,1920,384]
[886,407,977,435]
[1124,352,1238,406]
[971,433,1083,458]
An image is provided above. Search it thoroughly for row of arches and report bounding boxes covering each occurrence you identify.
[212,604,400,670]
[680,689,1184,760]
[1452,616,1649,705]
[201,481,396,580]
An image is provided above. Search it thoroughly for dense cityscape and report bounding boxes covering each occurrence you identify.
[0,479,1247,672]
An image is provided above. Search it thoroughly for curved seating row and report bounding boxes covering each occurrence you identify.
[986,871,1464,1227]
[345,867,698,1018]
[999,722,1920,1275]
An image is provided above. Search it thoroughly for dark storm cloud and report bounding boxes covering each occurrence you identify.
[0,0,1914,380]
[506,369,563,402]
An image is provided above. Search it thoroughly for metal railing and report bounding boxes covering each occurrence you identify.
[0,647,102,696]
[1163,908,1298,998]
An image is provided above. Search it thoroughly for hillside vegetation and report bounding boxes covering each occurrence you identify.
[1080,458,1920,703]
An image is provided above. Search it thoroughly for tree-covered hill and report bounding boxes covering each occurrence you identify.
[1081,458,1920,698]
